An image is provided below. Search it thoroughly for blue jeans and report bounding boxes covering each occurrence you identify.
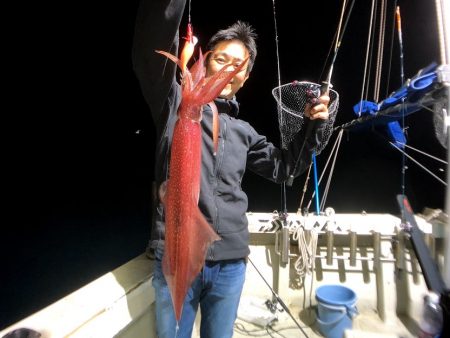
[152,258,246,338]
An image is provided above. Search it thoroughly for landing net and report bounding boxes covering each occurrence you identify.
[272,81,339,151]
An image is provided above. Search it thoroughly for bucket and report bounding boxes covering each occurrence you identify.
[315,284,358,338]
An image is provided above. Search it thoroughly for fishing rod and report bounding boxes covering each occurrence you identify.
[285,0,355,190]
[270,0,291,266]
[395,6,408,201]
[248,257,310,338]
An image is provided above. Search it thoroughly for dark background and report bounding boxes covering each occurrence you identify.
[2,0,446,330]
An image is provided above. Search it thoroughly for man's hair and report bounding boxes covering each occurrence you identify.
[206,21,257,74]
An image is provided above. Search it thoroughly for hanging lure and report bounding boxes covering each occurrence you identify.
[180,23,198,73]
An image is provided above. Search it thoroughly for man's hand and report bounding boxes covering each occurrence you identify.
[305,95,330,120]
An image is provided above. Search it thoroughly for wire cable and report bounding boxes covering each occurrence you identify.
[390,142,447,186]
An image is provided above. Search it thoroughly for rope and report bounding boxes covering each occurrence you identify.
[374,0,387,102]
[366,0,378,102]
[357,0,376,115]
[305,129,344,212]
[385,0,398,98]
[320,129,344,210]
[293,227,319,278]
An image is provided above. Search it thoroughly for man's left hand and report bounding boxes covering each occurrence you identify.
[305,95,330,120]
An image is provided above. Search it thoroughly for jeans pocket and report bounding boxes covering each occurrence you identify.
[216,259,246,287]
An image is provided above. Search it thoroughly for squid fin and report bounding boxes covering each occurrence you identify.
[163,203,220,322]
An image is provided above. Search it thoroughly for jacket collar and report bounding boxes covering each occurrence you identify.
[213,97,240,117]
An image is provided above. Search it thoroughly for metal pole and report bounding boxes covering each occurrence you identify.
[434,0,450,288]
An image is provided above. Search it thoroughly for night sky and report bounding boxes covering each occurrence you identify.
[2,0,446,330]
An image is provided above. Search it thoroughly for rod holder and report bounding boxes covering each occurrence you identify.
[281,227,290,264]
[326,230,334,265]
[373,231,381,263]
[372,231,385,321]
[275,227,290,265]
[395,230,406,272]
[349,230,357,266]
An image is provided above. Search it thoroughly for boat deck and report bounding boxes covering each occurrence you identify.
[1,212,446,337]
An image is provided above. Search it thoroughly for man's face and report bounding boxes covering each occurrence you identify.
[206,40,250,99]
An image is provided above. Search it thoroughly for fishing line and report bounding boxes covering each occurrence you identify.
[399,142,448,164]
[371,126,447,186]
[164,0,194,184]
[188,0,192,23]
[234,322,302,337]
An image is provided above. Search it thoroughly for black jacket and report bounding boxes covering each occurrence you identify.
[132,0,330,261]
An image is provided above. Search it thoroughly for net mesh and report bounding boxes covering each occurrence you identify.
[272,81,339,151]
[433,100,448,149]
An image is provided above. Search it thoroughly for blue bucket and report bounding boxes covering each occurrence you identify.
[315,285,358,338]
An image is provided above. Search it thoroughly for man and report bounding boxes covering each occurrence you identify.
[132,0,330,337]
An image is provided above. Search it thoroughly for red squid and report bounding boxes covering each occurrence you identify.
[156,26,248,322]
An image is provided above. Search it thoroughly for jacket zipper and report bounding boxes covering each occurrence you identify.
[209,116,227,260]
